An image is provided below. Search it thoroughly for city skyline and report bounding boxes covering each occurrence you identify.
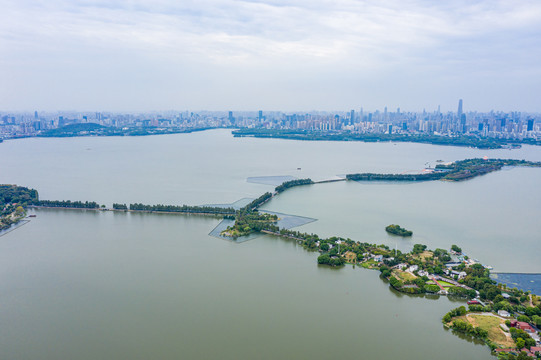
[1,1,541,112]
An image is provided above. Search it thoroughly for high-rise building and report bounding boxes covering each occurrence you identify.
[350,110,355,124]
[34,111,38,119]
[228,111,234,124]
[527,119,534,131]
[457,99,463,118]
[258,110,263,122]
[459,114,466,133]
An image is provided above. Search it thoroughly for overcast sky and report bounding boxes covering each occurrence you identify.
[1,0,540,112]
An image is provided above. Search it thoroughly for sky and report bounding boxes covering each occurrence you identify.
[1,0,541,112]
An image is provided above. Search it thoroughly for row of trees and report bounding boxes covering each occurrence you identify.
[275,179,313,193]
[346,172,444,182]
[128,203,236,214]
[35,200,100,209]
[240,192,272,212]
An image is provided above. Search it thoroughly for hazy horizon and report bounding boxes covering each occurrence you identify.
[1,1,540,112]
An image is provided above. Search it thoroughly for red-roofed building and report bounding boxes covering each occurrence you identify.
[517,321,536,334]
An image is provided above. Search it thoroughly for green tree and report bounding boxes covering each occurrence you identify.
[317,254,330,265]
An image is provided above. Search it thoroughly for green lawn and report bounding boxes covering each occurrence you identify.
[361,259,377,269]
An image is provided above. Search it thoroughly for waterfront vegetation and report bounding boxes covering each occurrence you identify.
[35,199,100,209]
[128,203,236,214]
[275,178,314,193]
[385,224,413,236]
[0,185,39,230]
[347,158,541,183]
[222,211,278,238]
[347,172,445,181]
[231,128,541,149]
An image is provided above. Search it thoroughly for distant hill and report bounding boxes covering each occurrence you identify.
[39,123,106,137]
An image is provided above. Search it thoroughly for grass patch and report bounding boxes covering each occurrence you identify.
[466,315,515,348]
[413,250,434,261]
[361,259,377,269]
[438,281,455,288]
[392,269,417,282]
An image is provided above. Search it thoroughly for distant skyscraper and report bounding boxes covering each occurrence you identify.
[258,110,263,122]
[457,99,463,118]
[350,110,355,125]
[34,111,38,119]
[460,114,467,133]
[527,119,534,131]
[228,111,234,124]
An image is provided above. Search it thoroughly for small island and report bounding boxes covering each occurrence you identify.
[385,224,413,237]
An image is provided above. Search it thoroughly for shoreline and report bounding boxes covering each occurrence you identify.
[0,219,30,237]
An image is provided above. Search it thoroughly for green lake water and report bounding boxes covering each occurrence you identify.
[0,129,539,359]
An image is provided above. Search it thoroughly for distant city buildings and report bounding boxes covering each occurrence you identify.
[0,104,539,141]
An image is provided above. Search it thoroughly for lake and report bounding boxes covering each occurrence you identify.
[1,129,539,359]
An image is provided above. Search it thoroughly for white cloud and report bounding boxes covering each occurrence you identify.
[0,0,540,111]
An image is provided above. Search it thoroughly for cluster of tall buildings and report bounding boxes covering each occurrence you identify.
[0,100,539,140]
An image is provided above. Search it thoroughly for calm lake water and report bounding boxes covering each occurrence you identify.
[0,129,539,359]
